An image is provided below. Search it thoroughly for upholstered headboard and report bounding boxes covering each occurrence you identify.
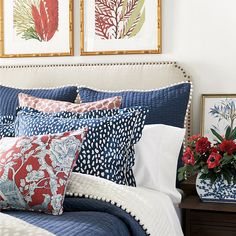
[0,61,192,138]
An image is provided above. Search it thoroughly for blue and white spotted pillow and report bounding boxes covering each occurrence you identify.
[0,116,15,138]
[16,106,146,141]
[15,107,147,186]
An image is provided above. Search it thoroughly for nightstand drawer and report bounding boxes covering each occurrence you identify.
[189,210,236,236]
[191,224,236,236]
[191,210,236,226]
[180,195,236,236]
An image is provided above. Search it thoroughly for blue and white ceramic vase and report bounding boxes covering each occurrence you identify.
[196,173,236,203]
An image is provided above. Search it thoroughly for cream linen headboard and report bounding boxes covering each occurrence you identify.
[0,61,192,137]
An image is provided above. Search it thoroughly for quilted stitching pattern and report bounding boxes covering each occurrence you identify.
[0,85,78,116]
[0,213,54,236]
[78,82,191,127]
[5,210,135,236]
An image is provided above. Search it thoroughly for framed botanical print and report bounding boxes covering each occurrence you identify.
[80,0,162,55]
[201,94,236,142]
[0,0,73,57]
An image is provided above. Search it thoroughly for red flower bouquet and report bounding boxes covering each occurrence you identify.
[178,126,236,183]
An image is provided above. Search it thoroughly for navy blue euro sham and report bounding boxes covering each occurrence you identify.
[0,85,78,117]
[78,82,192,127]
[6,197,147,236]
[15,107,147,186]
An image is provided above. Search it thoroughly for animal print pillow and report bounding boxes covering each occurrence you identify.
[15,107,148,186]
[0,116,15,138]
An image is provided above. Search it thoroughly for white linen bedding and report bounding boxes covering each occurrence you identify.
[66,173,183,236]
[134,124,186,202]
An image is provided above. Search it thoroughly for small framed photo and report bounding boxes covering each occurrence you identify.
[0,0,73,57]
[80,0,162,55]
[201,94,236,142]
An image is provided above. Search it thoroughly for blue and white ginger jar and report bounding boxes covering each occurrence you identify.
[196,174,236,203]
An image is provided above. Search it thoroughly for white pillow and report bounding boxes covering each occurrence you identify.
[133,124,186,202]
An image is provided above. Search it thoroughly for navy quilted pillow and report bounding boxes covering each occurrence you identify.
[0,116,15,138]
[15,107,147,186]
[0,85,78,117]
[78,82,192,127]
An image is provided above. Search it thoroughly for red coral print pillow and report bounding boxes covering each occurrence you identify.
[0,129,86,215]
[18,93,122,113]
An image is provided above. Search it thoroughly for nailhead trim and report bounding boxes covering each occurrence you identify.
[0,61,179,69]
[0,61,192,144]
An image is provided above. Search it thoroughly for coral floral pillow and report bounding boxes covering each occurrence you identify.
[18,93,122,113]
[0,129,86,215]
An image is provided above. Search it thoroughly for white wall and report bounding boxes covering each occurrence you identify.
[1,0,236,134]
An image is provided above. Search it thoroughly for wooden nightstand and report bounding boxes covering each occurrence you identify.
[179,195,236,236]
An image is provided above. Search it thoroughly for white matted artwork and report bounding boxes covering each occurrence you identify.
[201,94,236,142]
[0,0,73,57]
[80,0,161,55]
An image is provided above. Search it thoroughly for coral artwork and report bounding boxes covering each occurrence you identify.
[95,0,145,40]
[13,0,59,42]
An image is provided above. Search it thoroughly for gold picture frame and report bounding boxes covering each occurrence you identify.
[80,0,162,56]
[201,94,236,142]
[0,0,74,58]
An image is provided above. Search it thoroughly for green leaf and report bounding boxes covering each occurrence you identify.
[222,169,232,184]
[210,174,218,183]
[129,10,145,37]
[178,171,185,181]
[211,129,224,142]
[199,173,208,180]
[229,127,236,140]
[225,126,232,140]
[221,155,233,165]
[121,0,128,16]
[186,165,195,175]
[202,165,209,174]
[13,0,36,39]
[233,174,236,184]
[193,164,200,171]
[177,167,186,181]
[178,166,186,172]
[122,0,145,37]
[22,27,41,41]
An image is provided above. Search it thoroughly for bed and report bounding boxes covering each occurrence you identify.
[0,62,192,236]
